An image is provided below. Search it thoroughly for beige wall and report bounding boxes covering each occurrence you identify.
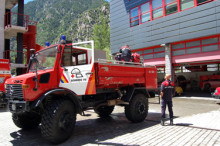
[94,50,106,61]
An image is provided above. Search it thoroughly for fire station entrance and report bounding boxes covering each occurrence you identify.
[173,62,220,96]
[171,35,220,96]
[141,34,220,97]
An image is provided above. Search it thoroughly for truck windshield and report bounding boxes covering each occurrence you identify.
[30,46,57,71]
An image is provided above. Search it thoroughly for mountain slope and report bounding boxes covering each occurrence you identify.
[22,0,109,46]
[57,2,109,43]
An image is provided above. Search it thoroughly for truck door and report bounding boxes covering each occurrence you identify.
[59,41,96,95]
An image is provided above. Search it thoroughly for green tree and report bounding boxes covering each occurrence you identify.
[92,17,110,50]
[92,17,111,59]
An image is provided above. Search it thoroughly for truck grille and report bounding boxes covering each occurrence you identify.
[5,84,24,99]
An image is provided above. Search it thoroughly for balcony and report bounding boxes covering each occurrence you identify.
[4,12,30,39]
[5,0,18,9]
[4,50,28,68]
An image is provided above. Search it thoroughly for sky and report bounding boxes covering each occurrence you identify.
[24,0,33,4]
[25,0,110,4]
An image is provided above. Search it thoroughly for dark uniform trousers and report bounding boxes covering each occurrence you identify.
[161,100,173,118]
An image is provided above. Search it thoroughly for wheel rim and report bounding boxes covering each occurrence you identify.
[58,112,73,131]
[136,102,145,114]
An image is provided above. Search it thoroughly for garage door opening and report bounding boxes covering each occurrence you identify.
[156,63,220,97]
[173,63,220,97]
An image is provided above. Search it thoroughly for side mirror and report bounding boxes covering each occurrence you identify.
[55,46,59,52]
[30,49,36,57]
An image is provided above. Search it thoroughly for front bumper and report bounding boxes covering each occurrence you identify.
[0,91,7,103]
[0,91,4,100]
[8,100,30,113]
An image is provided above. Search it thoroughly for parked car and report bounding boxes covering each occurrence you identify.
[212,87,220,99]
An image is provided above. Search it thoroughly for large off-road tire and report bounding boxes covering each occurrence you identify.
[12,112,41,130]
[125,94,148,123]
[94,105,115,117]
[41,99,76,144]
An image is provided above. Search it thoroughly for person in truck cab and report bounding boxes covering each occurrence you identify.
[160,74,175,126]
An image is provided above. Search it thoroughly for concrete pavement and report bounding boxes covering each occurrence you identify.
[0,97,219,146]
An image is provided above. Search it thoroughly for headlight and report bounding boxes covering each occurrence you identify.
[0,77,5,83]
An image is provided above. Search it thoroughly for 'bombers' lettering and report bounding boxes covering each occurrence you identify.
[71,79,82,82]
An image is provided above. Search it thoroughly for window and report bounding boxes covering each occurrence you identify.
[172,43,185,49]
[202,45,218,52]
[130,0,214,27]
[181,0,194,10]
[62,46,88,66]
[152,0,163,19]
[136,51,143,54]
[173,50,185,56]
[165,0,178,15]
[154,47,165,52]
[142,46,165,60]
[154,52,165,58]
[144,54,154,59]
[130,7,139,26]
[187,47,200,54]
[186,41,200,47]
[202,38,219,52]
[78,54,87,65]
[174,66,191,73]
[141,3,151,23]
[172,36,220,56]
[172,43,185,56]
[157,67,165,73]
[144,49,153,54]
[202,38,218,45]
[207,64,219,71]
[197,0,212,5]
[30,46,57,71]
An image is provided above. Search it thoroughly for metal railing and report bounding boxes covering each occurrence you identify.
[4,12,32,30]
[28,20,38,26]
[4,50,27,64]
[98,59,144,66]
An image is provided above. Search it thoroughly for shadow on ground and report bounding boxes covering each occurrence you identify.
[9,112,167,146]
[0,106,8,113]
[175,123,193,126]
[177,91,212,98]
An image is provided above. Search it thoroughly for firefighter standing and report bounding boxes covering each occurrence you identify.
[160,74,175,126]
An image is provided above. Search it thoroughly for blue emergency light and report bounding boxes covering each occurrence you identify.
[60,35,67,44]
[61,35,66,41]
[46,42,50,47]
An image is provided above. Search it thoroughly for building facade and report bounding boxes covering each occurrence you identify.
[110,0,220,84]
[0,0,40,75]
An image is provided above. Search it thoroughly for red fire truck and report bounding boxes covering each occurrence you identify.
[200,75,220,92]
[0,59,11,107]
[5,40,157,143]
